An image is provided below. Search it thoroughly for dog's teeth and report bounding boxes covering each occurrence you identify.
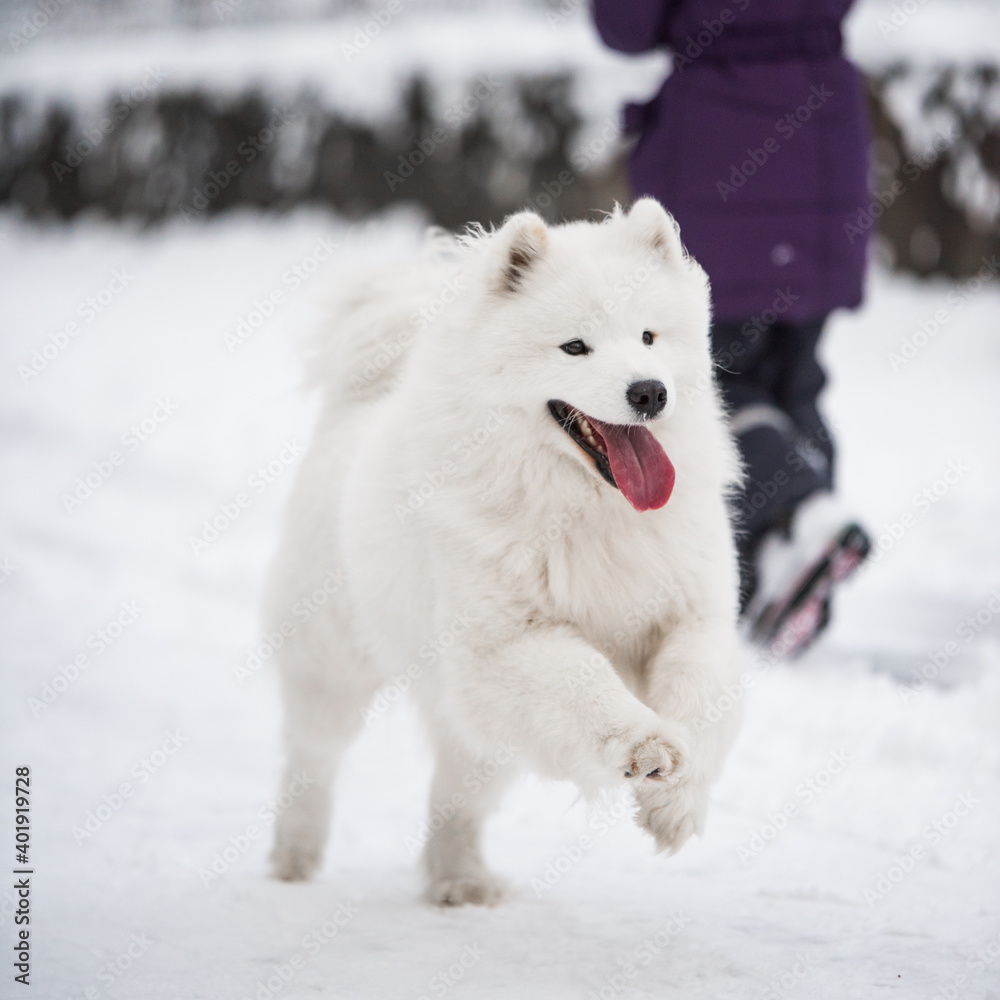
[569,413,607,457]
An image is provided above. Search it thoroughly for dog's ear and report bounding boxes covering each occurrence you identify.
[626,198,685,260]
[492,211,548,294]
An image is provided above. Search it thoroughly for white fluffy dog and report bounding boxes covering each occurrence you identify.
[265,198,743,905]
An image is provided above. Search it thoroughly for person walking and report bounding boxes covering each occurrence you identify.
[592,0,873,656]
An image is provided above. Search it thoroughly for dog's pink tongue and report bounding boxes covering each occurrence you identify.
[590,419,675,511]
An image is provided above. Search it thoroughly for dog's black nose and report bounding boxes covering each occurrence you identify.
[626,380,668,419]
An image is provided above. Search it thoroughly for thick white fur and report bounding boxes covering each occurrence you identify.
[265,199,743,906]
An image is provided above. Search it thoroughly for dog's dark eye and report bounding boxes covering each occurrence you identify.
[560,339,591,356]
[642,330,655,346]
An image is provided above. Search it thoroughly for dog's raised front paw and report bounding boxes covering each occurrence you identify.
[622,734,683,782]
[634,778,708,855]
[603,716,687,787]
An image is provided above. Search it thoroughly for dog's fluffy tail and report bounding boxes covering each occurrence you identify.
[307,227,465,403]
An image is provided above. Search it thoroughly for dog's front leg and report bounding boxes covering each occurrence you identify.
[635,617,742,853]
[445,625,688,794]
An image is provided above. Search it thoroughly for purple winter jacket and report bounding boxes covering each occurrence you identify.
[593,0,870,323]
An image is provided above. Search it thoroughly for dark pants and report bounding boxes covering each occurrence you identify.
[711,318,834,608]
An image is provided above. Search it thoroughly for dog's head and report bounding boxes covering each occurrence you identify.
[469,199,712,512]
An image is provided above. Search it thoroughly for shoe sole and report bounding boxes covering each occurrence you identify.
[752,523,872,660]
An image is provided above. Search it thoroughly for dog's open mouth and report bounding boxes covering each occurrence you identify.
[547,400,676,511]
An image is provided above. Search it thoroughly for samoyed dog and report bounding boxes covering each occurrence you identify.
[265,198,742,905]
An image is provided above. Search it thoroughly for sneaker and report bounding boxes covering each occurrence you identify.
[748,493,871,659]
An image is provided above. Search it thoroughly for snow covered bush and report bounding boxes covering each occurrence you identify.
[0,74,628,229]
[864,63,1000,278]
[1,4,997,277]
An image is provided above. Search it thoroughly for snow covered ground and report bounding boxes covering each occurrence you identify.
[1,207,999,1000]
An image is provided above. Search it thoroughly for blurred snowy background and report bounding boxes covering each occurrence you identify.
[1,2,999,999]
[2,0,1000,273]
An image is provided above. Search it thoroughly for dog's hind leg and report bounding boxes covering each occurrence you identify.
[270,640,380,882]
[422,735,519,906]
